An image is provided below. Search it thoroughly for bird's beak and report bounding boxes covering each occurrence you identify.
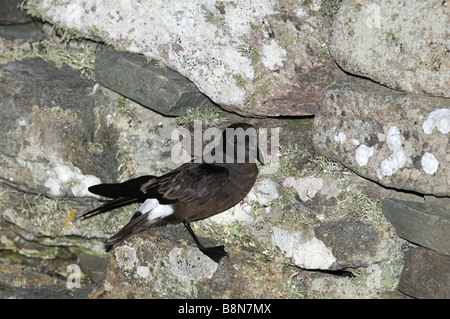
[249,145,265,164]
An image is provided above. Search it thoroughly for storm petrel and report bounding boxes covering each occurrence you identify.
[77,123,264,262]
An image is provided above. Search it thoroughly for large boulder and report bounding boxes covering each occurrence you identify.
[24,0,344,117]
[312,76,450,196]
[330,0,450,98]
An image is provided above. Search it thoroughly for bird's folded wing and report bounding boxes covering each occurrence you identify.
[140,163,229,205]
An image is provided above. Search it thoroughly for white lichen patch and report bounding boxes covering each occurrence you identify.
[169,247,217,280]
[421,152,439,175]
[272,227,336,270]
[422,108,450,135]
[206,202,254,225]
[247,178,279,206]
[283,176,324,202]
[136,266,150,278]
[355,144,374,167]
[115,245,137,271]
[333,132,346,144]
[261,39,287,70]
[379,126,409,177]
[44,163,101,197]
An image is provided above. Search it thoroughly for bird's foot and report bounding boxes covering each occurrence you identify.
[199,245,229,263]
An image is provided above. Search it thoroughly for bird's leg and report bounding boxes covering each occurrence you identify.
[182,219,228,263]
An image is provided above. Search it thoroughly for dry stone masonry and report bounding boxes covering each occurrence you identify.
[0,0,448,298]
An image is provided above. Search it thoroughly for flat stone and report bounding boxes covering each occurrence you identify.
[0,22,46,45]
[314,219,379,270]
[382,198,450,255]
[0,251,95,299]
[398,247,450,299]
[272,219,398,271]
[312,75,450,196]
[77,252,107,282]
[95,46,220,117]
[330,0,450,98]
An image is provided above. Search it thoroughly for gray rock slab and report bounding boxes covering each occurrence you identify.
[0,0,33,24]
[398,247,450,299]
[382,198,450,255]
[0,251,96,299]
[330,0,450,98]
[0,57,118,197]
[0,22,46,44]
[312,75,450,196]
[95,46,219,117]
[77,252,107,283]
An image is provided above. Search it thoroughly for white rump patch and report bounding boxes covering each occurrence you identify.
[138,198,174,221]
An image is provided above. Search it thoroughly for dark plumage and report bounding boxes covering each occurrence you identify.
[77,123,264,262]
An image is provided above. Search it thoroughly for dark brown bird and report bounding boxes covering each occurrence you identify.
[77,123,264,262]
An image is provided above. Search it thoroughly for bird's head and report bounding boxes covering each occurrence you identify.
[221,123,265,164]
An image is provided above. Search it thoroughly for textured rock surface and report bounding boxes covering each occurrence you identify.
[312,76,450,196]
[0,57,180,197]
[26,0,344,116]
[0,250,96,299]
[330,0,450,98]
[382,198,450,255]
[104,225,271,298]
[0,58,112,197]
[398,247,450,299]
[95,46,220,116]
[2,4,443,298]
[272,219,400,271]
[0,57,181,255]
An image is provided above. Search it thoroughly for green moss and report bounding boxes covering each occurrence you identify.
[386,31,401,45]
[175,107,228,126]
[301,0,343,18]
[115,96,137,121]
[0,40,98,79]
[273,143,313,178]
[155,60,167,71]
[20,194,74,236]
[335,191,390,232]
[233,74,248,88]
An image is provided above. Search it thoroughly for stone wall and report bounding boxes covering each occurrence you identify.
[0,0,448,299]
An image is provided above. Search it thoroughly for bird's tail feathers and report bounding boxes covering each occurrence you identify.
[104,212,164,250]
[75,196,139,221]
